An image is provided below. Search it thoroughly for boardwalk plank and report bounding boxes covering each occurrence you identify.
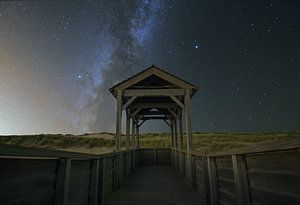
[106,166,201,205]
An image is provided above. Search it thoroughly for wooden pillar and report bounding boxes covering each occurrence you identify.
[125,109,130,150]
[54,158,71,205]
[135,122,139,149]
[232,154,250,205]
[115,90,122,152]
[184,89,193,182]
[131,118,135,149]
[89,159,100,205]
[178,109,183,150]
[207,157,218,205]
[174,118,178,149]
[184,89,192,153]
[171,121,174,148]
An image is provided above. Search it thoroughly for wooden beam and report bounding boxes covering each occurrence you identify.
[131,119,136,149]
[232,154,251,205]
[89,159,100,205]
[141,116,168,120]
[122,96,137,110]
[167,108,178,118]
[131,108,141,118]
[170,96,184,108]
[123,89,185,97]
[130,103,177,109]
[184,89,192,153]
[178,109,183,150]
[54,158,71,205]
[136,123,139,149]
[125,110,131,150]
[115,90,122,152]
[163,119,171,127]
[138,120,146,128]
[184,89,193,186]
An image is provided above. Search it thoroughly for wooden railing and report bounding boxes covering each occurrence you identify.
[0,145,171,205]
[171,138,300,205]
[0,144,140,205]
[1,138,299,205]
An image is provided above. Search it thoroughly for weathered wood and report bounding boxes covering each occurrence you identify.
[232,154,250,205]
[170,95,184,108]
[207,157,218,205]
[115,90,122,152]
[130,103,177,109]
[131,119,136,149]
[184,89,193,184]
[122,96,137,110]
[178,109,183,150]
[110,66,197,94]
[138,119,146,128]
[123,89,185,97]
[167,108,178,118]
[136,123,139,149]
[54,158,71,205]
[88,159,99,205]
[141,116,168,120]
[125,110,131,150]
[98,158,105,205]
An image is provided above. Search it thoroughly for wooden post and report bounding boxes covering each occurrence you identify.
[115,90,122,152]
[232,154,250,205]
[154,148,157,165]
[98,158,106,205]
[126,109,130,150]
[132,119,136,149]
[178,109,183,150]
[131,120,136,170]
[171,121,174,148]
[136,122,139,149]
[174,118,178,170]
[184,89,193,182]
[54,158,71,205]
[170,121,174,166]
[89,159,100,205]
[207,157,218,205]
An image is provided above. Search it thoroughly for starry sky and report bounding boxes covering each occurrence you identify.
[0,0,299,135]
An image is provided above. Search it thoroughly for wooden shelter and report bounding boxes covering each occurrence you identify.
[109,65,198,177]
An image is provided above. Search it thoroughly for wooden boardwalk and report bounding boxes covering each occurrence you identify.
[106,166,201,205]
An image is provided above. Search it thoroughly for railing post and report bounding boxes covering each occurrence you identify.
[207,157,218,205]
[113,155,119,190]
[154,148,157,165]
[98,158,106,205]
[89,159,100,205]
[54,158,71,205]
[232,154,250,205]
[203,156,211,205]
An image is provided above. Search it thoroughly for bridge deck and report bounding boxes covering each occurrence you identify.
[106,166,201,205]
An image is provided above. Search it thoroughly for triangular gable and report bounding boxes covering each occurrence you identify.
[110,65,198,96]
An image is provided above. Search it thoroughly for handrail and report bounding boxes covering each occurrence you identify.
[0,143,136,159]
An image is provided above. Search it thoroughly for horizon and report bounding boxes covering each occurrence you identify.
[1,1,299,135]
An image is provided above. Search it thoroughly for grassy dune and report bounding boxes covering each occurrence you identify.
[0,132,298,154]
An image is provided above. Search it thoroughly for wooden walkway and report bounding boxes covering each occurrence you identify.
[106,166,201,205]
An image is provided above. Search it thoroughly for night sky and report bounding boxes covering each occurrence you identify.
[0,1,299,135]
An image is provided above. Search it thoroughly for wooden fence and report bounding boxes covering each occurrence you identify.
[1,138,299,205]
[171,138,300,205]
[0,145,141,205]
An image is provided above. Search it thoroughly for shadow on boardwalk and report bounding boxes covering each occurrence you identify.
[106,166,201,205]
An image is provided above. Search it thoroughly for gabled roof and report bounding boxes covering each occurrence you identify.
[109,65,198,97]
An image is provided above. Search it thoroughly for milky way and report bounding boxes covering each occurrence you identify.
[75,0,161,133]
[0,1,299,135]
